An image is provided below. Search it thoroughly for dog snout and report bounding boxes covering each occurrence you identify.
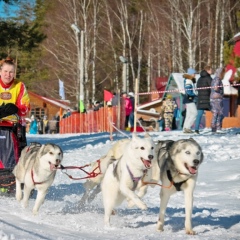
[148,155,154,160]
[193,159,200,166]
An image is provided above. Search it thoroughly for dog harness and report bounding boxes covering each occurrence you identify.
[126,164,142,190]
[167,170,188,191]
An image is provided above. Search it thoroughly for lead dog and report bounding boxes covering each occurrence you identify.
[155,138,203,235]
[12,143,63,215]
[101,134,155,226]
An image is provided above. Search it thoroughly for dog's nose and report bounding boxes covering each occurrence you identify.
[148,155,154,160]
[193,159,200,165]
[56,159,61,164]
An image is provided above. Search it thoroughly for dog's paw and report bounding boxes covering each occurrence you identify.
[186,229,196,235]
[138,202,147,210]
[21,200,28,209]
[156,222,164,232]
[15,193,22,202]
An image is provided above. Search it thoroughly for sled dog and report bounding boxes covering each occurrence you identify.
[101,134,155,226]
[12,143,63,215]
[155,138,203,235]
[79,138,130,205]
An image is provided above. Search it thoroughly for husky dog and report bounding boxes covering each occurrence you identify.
[101,134,155,227]
[79,139,130,205]
[155,138,203,235]
[12,143,63,215]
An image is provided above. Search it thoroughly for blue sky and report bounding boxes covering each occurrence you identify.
[0,1,19,18]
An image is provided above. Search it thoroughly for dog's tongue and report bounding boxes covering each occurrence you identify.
[143,160,151,168]
[188,166,197,174]
[49,163,56,171]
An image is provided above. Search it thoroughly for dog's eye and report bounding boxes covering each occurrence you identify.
[151,147,154,150]
[186,151,190,154]
[140,147,145,150]
[49,152,53,155]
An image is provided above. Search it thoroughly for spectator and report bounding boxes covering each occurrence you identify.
[121,92,133,129]
[182,68,198,133]
[63,109,71,118]
[194,65,213,134]
[160,95,177,131]
[210,67,225,133]
[128,92,135,128]
[93,101,103,111]
[37,117,43,134]
[111,92,119,106]
[29,115,38,134]
[43,115,49,134]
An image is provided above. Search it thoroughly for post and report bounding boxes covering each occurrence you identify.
[80,30,84,103]
[71,24,85,107]
[134,78,138,133]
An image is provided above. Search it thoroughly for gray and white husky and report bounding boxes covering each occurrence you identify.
[155,138,203,235]
[12,143,63,215]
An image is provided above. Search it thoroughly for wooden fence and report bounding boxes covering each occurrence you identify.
[59,106,125,134]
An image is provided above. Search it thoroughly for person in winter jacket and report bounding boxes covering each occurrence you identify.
[182,68,198,133]
[210,67,225,133]
[0,57,30,171]
[0,57,30,120]
[160,95,177,131]
[121,92,133,128]
[128,92,135,128]
[194,66,213,134]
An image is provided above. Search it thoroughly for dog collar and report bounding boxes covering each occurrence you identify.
[167,170,188,191]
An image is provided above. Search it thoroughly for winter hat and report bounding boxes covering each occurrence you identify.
[128,92,134,97]
[187,68,196,75]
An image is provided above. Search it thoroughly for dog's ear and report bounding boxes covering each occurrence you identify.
[144,132,151,139]
[130,134,140,149]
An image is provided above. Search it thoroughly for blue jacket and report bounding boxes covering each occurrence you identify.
[183,77,197,104]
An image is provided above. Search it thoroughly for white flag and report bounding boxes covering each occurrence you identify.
[59,79,65,100]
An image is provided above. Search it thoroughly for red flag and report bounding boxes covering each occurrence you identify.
[104,90,113,101]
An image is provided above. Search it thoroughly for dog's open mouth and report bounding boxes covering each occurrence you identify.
[185,163,197,175]
[141,158,152,169]
[49,162,59,171]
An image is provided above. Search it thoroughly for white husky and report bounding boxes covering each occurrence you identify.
[79,138,130,205]
[12,143,63,215]
[155,138,203,235]
[101,134,155,226]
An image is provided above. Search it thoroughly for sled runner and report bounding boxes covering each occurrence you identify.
[0,115,27,195]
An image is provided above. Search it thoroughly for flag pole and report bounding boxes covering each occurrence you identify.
[133,78,138,133]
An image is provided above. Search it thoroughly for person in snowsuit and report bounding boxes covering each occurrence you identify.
[210,67,225,133]
[160,95,177,131]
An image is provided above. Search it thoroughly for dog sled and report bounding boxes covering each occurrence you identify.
[0,115,27,195]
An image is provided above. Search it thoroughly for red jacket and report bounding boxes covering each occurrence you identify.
[123,97,133,116]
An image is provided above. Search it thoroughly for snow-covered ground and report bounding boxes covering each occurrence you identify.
[0,129,240,240]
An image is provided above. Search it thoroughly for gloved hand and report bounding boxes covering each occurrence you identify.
[0,103,18,119]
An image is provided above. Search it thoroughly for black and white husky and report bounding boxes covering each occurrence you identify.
[155,138,203,235]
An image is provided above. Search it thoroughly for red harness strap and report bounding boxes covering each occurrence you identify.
[58,159,102,181]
